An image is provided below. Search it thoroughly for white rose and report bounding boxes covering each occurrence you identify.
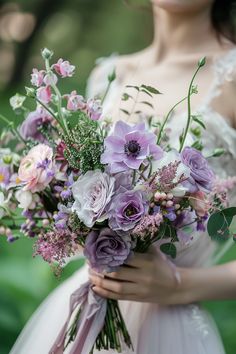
[72,170,115,227]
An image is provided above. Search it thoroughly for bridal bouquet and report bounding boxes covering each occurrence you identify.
[1,48,236,353]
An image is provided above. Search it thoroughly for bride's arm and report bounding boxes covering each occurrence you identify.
[89,251,236,305]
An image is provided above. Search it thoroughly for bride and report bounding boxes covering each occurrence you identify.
[10,0,236,353]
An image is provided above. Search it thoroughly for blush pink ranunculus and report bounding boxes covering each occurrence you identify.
[18,144,55,193]
[190,191,210,217]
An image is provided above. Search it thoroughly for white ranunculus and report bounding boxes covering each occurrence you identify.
[15,189,33,210]
[72,170,115,227]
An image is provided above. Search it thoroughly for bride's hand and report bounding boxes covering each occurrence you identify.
[89,249,189,305]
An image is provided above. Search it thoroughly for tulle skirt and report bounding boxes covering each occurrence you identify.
[10,263,225,354]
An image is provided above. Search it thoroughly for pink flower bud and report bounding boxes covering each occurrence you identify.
[53,58,75,78]
[37,86,51,104]
[154,191,161,201]
[166,200,174,207]
[43,73,58,86]
[167,193,173,200]
[65,91,86,111]
[42,219,50,226]
[31,68,45,87]
[160,192,167,200]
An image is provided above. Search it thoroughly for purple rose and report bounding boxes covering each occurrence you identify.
[20,107,52,142]
[181,147,215,192]
[108,187,148,232]
[84,228,132,272]
[101,120,163,173]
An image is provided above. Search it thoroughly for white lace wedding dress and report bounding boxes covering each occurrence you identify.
[10,49,236,354]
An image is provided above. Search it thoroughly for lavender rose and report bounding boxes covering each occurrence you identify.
[181,147,215,192]
[84,228,132,272]
[108,186,148,232]
[72,170,115,227]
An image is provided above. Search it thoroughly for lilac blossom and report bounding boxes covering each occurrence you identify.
[84,228,132,272]
[181,147,215,193]
[107,186,148,232]
[101,121,163,173]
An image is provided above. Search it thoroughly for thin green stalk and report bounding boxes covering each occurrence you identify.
[35,97,65,132]
[179,58,206,152]
[45,58,70,136]
[0,113,26,144]
[156,96,188,145]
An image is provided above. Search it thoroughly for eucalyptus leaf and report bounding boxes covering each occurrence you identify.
[160,243,177,259]
[207,207,236,241]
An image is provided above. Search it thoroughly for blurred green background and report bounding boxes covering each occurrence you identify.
[0,1,235,353]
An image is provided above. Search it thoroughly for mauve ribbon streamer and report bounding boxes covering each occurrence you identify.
[49,281,107,354]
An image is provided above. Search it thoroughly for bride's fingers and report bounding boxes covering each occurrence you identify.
[89,273,137,295]
[103,266,140,282]
[92,286,131,300]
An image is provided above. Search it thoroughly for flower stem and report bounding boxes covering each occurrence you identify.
[44,58,70,136]
[156,96,188,145]
[179,58,206,152]
[0,113,26,144]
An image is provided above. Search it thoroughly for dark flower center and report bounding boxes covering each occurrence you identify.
[125,204,138,217]
[124,140,141,157]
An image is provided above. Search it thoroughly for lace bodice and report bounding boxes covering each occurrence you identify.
[86,49,236,267]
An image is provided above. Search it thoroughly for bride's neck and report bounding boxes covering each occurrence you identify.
[151,6,218,62]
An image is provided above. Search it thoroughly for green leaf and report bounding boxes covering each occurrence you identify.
[122,93,131,101]
[191,140,203,151]
[141,84,162,95]
[192,115,206,129]
[126,85,140,91]
[160,243,177,259]
[120,108,130,115]
[211,148,225,157]
[207,207,236,241]
[140,89,153,98]
[140,101,154,108]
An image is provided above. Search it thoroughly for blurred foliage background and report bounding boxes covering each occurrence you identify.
[0,1,235,353]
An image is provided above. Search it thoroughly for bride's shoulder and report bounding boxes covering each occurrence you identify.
[86,47,151,98]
